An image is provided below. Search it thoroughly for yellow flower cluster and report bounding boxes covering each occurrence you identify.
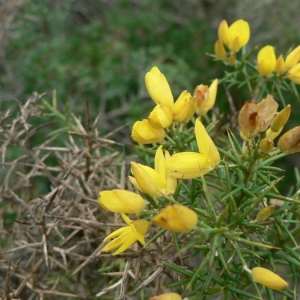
[215,19,250,64]
[98,67,222,254]
[131,66,218,144]
[257,45,300,83]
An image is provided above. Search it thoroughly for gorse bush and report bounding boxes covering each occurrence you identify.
[98,19,300,299]
[2,14,300,299]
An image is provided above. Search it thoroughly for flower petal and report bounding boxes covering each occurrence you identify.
[145,66,174,109]
[166,152,212,179]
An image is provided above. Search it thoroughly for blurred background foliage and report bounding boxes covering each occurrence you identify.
[1,0,300,168]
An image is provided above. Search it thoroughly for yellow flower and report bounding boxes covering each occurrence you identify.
[145,66,174,110]
[278,126,300,154]
[150,293,182,300]
[287,63,300,84]
[166,119,220,179]
[257,46,276,76]
[214,40,227,59]
[102,214,149,255]
[194,79,218,116]
[285,45,300,69]
[275,55,286,75]
[129,146,177,197]
[238,95,278,139]
[218,19,250,52]
[148,105,173,128]
[152,204,198,232]
[99,189,146,214]
[172,90,196,123]
[251,267,288,290]
[131,119,166,144]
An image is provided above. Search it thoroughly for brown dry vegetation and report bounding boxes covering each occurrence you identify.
[0,93,137,299]
[0,94,188,300]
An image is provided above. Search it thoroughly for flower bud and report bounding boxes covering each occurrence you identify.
[172,90,196,123]
[285,45,300,69]
[251,267,288,290]
[152,205,198,232]
[259,138,274,153]
[228,52,236,66]
[287,63,300,84]
[132,119,166,144]
[275,55,286,75]
[270,104,291,132]
[99,190,146,214]
[255,205,275,222]
[150,293,182,300]
[278,126,300,154]
[257,46,276,76]
[149,105,173,128]
[214,40,227,59]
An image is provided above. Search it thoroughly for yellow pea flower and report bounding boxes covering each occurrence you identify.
[131,119,166,144]
[150,293,182,300]
[278,126,300,154]
[166,119,220,179]
[148,105,173,128]
[287,62,300,84]
[99,189,146,214]
[285,45,300,69]
[172,90,196,123]
[145,66,174,110]
[251,267,288,290]
[129,146,177,197]
[194,79,218,116]
[257,46,276,76]
[152,204,198,233]
[102,214,149,255]
[218,19,250,52]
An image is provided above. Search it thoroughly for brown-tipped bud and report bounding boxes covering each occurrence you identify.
[259,138,274,153]
[270,105,291,132]
[278,126,300,154]
[214,40,227,59]
[255,205,275,222]
[238,95,278,139]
